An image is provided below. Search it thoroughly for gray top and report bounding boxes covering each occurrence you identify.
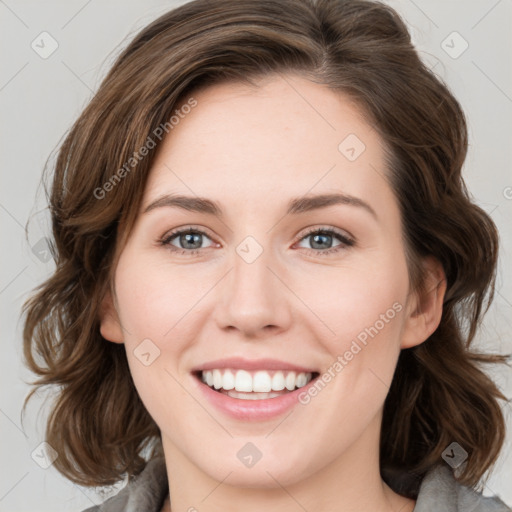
[81,456,511,512]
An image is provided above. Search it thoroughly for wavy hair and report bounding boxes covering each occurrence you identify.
[22,0,509,498]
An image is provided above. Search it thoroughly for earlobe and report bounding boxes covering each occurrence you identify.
[401,257,447,349]
[98,289,124,344]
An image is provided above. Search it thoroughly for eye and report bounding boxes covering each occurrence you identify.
[160,226,216,256]
[294,227,355,256]
[159,225,355,257]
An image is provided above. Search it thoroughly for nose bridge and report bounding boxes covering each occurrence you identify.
[215,232,291,336]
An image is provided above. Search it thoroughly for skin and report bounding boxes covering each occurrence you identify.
[100,73,446,512]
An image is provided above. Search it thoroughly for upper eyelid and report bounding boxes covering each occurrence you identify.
[162,225,215,238]
[296,226,354,242]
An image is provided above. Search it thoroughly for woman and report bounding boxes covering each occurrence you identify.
[22,0,511,510]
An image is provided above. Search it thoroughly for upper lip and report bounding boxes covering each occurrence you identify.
[191,357,318,374]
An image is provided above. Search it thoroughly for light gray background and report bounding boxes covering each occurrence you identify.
[1,0,511,510]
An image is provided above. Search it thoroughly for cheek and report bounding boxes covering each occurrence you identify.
[112,253,216,411]
[299,250,409,402]
[298,252,409,348]
[112,255,198,429]
[114,253,203,342]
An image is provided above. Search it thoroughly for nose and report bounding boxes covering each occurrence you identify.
[213,240,292,339]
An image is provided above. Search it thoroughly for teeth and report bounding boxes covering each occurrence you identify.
[221,369,235,390]
[200,369,314,393]
[272,371,286,391]
[253,371,271,392]
[285,372,296,391]
[213,369,223,390]
[235,369,253,392]
[296,373,307,388]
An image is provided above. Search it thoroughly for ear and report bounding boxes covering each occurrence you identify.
[401,256,447,349]
[98,289,124,344]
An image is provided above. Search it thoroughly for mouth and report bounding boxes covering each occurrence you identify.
[192,369,320,400]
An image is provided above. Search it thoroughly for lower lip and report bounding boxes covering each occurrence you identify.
[193,374,318,421]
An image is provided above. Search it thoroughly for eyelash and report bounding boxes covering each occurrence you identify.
[159,225,355,257]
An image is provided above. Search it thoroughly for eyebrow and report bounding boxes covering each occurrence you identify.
[143,192,377,219]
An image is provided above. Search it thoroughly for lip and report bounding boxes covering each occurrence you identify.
[191,370,320,421]
[191,357,318,373]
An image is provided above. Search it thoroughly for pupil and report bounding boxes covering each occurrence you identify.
[311,233,331,249]
[182,233,201,249]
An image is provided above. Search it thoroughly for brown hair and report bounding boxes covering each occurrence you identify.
[22,0,509,498]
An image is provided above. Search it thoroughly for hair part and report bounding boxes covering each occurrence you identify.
[22,0,508,497]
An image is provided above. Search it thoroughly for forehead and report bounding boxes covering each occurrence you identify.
[143,74,394,218]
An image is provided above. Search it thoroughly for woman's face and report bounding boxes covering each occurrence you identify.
[101,74,436,488]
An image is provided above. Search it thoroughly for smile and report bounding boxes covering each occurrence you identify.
[191,367,320,421]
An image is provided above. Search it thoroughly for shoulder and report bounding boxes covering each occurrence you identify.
[79,456,168,512]
[415,464,511,512]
